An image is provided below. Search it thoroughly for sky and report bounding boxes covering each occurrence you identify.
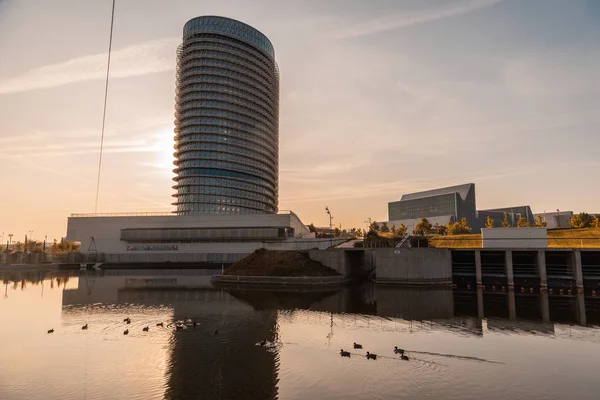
[0,0,599,242]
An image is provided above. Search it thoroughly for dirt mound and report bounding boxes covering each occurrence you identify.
[224,249,340,277]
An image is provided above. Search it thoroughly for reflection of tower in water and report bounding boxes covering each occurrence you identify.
[162,290,280,400]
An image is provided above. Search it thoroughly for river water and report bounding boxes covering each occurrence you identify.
[1,270,600,400]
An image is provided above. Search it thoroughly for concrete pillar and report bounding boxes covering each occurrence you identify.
[576,291,587,326]
[505,249,514,288]
[540,292,550,322]
[477,287,484,319]
[508,291,516,320]
[573,250,584,289]
[537,250,548,287]
[475,250,482,286]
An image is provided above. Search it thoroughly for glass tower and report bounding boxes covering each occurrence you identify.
[173,16,279,215]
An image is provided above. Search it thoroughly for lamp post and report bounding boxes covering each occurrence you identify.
[325,206,333,248]
[556,209,560,228]
[8,234,13,249]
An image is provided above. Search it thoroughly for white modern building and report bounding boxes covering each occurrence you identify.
[65,211,343,264]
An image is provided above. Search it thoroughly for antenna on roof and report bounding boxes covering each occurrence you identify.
[94,0,116,213]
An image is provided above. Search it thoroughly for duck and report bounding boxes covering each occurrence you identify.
[123,329,129,335]
[156,322,164,327]
[143,326,149,332]
[82,324,88,330]
[47,329,54,334]
[175,325,184,331]
[259,340,267,346]
[124,317,131,324]
[214,329,218,335]
[401,355,409,361]
[394,346,404,355]
[340,349,351,357]
[366,352,377,360]
[353,342,362,349]
[123,317,130,322]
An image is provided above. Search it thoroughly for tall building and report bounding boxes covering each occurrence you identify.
[64,16,342,265]
[173,16,279,215]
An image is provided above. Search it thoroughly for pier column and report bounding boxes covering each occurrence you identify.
[505,250,514,288]
[537,250,548,287]
[477,287,484,319]
[573,250,584,289]
[540,291,550,322]
[508,290,516,320]
[475,250,482,286]
[576,291,587,326]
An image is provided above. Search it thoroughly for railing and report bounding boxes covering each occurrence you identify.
[70,212,173,218]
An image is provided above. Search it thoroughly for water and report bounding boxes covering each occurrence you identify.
[2,270,600,400]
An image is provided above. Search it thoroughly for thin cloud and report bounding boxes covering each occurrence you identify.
[334,0,504,39]
[0,37,179,94]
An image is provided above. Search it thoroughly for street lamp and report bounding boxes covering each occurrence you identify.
[325,206,333,248]
[8,233,13,248]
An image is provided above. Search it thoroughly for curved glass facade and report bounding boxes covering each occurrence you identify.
[173,16,279,215]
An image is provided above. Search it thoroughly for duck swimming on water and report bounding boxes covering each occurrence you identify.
[366,352,377,360]
[340,349,351,357]
[394,346,404,355]
[143,326,149,332]
[82,324,88,330]
[124,329,129,335]
[353,342,362,349]
[47,329,54,334]
[156,322,164,327]
[401,355,409,361]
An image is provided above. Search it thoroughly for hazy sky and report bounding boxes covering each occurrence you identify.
[1,0,599,242]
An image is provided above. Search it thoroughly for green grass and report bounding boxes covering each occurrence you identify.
[429,228,600,249]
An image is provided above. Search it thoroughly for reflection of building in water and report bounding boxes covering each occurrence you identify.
[375,287,454,320]
[61,273,280,400]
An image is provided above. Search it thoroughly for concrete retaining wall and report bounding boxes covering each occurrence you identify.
[374,248,452,286]
[211,274,351,287]
[307,249,374,279]
[482,227,548,248]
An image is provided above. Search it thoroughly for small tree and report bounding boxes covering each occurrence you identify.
[307,223,317,234]
[502,215,511,228]
[368,220,381,235]
[334,227,341,237]
[517,217,531,228]
[394,223,408,238]
[485,216,495,228]
[414,217,433,236]
[380,221,390,233]
[592,216,600,228]
[535,215,547,227]
[570,212,593,229]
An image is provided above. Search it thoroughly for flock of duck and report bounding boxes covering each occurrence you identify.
[47,318,219,336]
[340,343,409,361]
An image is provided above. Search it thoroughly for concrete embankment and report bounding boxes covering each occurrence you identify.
[373,248,453,287]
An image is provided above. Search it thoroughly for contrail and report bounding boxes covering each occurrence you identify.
[334,0,505,39]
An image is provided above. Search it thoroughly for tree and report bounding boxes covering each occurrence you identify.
[369,220,381,234]
[307,223,317,234]
[502,215,511,228]
[356,228,363,238]
[593,216,600,228]
[390,224,398,237]
[447,217,472,235]
[380,221,390,233]
[485,216,495,228]
[397,223,408,238]
[434,223,448,235]
[535,215,547,227]
[414,217,433,236]
[570,212,593,229]
[334,227,341,237]
[517,217,531,228]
